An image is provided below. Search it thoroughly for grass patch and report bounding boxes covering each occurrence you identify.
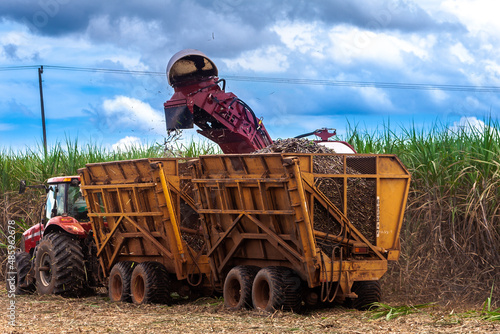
[480,284,500,321]
[368,302,436,320]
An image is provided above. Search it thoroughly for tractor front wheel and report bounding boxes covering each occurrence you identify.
[34,232,85,296]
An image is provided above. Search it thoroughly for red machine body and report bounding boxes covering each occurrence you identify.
[164,49,272,153]
[295,128,357,153]
[20,176,90,254]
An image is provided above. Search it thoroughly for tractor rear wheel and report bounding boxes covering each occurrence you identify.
[252,267,286,312]
[130,262,170,304]
[14,251,35,295]
[223,265,259,310]
[109,261,135,302]
[347,280,381,310]
[34,232,85,296]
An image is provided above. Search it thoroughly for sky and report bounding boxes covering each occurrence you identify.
[1,0,499,151]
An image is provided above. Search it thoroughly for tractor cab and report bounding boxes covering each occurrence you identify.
[20,176,91,254]
[45,176,89,223]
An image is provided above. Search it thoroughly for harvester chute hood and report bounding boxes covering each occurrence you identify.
[166,49,218,87]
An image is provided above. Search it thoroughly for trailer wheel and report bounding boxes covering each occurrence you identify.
[348,280,381,310]
[281,268,304,312]
[34,232,86,296]
[252,267,286,312]
[130,262,170,304]
[109,261,135,302]
[14,251,35,295]
[223,265,259,310]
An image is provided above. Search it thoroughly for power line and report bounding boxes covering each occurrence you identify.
[1,64,500,93]
[224,76,500,93]
[44,65,165,76]
[0,65,40,71]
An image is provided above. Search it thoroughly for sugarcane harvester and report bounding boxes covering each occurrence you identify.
[164,49,272,153]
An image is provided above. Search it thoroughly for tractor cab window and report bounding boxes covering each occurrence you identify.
[68,185,89,222]
[45,182,89,222]
[45,184,66,220]
[45,187,54,221]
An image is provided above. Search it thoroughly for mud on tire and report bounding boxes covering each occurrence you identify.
[130,262,170,304]
[109,261,136,302]
[34,232,86,296]
[223,265,259,310]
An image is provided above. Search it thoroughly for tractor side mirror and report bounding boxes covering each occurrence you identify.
[19,180,49,194]
[19,180,26,194]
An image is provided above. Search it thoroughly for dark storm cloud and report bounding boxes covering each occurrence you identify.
[0,0,175,36]
[194,1,465,33]
[0,0,465,46]
[287,1,465,33]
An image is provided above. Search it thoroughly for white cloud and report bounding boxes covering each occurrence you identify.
[449,116,487,134]
[326,26,430,67]
[450,42,474,64]
[428,89,448,103]
[441,0,500,34]
[357,87,394,110]
[101,96,165,134]
[272,21,327,58]
[112,136,142,151]
[222,46,289,73]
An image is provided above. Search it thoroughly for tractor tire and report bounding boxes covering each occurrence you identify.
[281,267,304,312]
[14,251,35,295]
[223,265,259,310]
[252,266,287,312]
[34,232,86,296]
[130,262,170,304]
[109,261,136,302]
[347,280,382,310]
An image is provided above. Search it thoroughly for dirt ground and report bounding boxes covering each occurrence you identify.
[0,285,497,334]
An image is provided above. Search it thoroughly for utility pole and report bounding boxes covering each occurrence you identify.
[38,66,47,154]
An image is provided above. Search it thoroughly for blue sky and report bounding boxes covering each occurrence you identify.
[1,0,499,151]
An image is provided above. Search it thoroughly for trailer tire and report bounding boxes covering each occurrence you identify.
[13,251,35,295]
[281,267,304,312]
[348,280,381,310]
[109,261,135,302]
[130,262,170,304]
[252,267,287,312]
[35,232,86,296]
[223,265,259,310]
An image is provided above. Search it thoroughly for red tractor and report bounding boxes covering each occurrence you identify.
[15,176,102,295]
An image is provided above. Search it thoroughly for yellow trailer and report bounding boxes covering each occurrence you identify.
[79,153,410,311]
[79,158,211,304]
[192,153,410,311]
